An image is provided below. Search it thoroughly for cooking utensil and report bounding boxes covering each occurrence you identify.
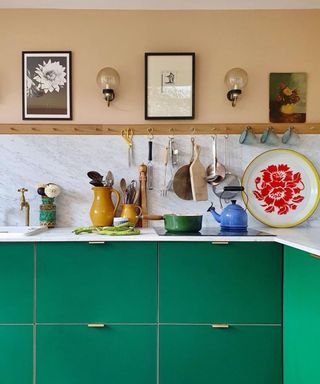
[143,213,203,233]
[120,178,126,192]
[165,137,179,193]
[242,149,320,228]
[170,137,179,166]
[173,138,195,200]
[87,171,103,183]
[125,180,137,204]
[206,135,226,185]
[213,135,241,201]
[147,139,153,190]
[190,144,208,201]
[89,180,104,187]
[104,171,114,187]
[161,146,169,196]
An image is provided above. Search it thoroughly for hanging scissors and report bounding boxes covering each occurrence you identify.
[121,128,134,166]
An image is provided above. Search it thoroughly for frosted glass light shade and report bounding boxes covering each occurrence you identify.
[96,67,120,106]
[96,67,120,90]
[224,68,248,106]
[224,68,248,90]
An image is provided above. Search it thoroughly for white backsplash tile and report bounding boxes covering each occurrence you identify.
[0,134,319,228]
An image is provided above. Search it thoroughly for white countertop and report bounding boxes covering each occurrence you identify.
[1,225,320,256]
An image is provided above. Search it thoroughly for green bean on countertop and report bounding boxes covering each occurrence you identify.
[72,222,140,236]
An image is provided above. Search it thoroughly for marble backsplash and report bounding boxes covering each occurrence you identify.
[0,134,319,228]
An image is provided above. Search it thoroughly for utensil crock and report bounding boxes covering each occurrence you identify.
[120,204,142,225]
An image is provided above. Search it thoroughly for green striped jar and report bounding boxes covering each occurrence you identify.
[40,197,56,228]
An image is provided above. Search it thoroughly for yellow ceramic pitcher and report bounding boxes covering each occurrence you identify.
[90,187,120,227]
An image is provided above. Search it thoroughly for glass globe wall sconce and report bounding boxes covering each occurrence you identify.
[224,68,248,107]
[96,67,120,107]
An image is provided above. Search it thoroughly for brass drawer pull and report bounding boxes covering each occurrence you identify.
[87,323,105,328]
[211,324,230,329]
[211,241,229,245]
[88,241,106,245]
[310,253,320,259]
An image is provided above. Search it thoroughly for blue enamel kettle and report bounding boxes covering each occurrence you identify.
[207,200,248,231]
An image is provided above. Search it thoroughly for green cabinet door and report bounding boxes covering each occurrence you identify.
[159,242,282,323]
[284,246,320,384]
[0,326,33,384]
[0,243,34,323]
[37,325,156,384]
[37,242,157,323]
[160,325,282,384]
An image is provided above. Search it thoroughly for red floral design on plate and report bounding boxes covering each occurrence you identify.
[253,164,305,215]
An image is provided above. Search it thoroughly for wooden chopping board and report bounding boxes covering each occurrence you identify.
[189,144,208,201]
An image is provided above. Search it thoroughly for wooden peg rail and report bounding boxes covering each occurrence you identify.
[0,123,320,135]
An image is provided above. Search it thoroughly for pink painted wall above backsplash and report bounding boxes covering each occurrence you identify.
[0,9,319,124]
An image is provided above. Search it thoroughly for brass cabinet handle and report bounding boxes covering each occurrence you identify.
[87,323,105,328]
[211,241,229,245]
[310,253,320,259]
[211,324,230,329]
[88,241,106,245]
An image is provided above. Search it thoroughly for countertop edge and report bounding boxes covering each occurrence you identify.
[0,227,319,256]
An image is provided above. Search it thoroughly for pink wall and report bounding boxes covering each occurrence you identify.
[0,9,319,123]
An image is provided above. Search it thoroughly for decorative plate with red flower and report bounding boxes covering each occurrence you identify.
[242,150,320,227]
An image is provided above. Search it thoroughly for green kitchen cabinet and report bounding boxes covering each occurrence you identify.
[36,324,156,384]
[284,246,320,384]
[0,325,33,384]
[159,242,282,323]
[0,243,34,323]
[36,242,157,323]
[160,325,282,384]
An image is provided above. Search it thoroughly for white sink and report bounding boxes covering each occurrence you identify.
[0,226,48,237]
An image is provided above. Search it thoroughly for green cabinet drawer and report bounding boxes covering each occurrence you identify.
[0,326,33,384]
[284,246,320,384]
[0,243,34,323]
[160,325,282,384]
[36,324,156,384]
[159,242,282,323]
[37,242,157,323]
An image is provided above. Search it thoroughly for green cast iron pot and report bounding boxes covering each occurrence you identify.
[163,214,203,233]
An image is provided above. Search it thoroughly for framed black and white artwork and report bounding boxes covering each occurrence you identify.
[22,51,72,120]
[145,52,195,119]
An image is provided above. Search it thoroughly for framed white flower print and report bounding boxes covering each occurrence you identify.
[22,51,72,120]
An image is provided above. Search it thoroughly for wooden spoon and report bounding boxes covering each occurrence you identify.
[120,178,127,202]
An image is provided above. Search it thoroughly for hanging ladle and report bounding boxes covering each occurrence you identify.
[206,135,226,185]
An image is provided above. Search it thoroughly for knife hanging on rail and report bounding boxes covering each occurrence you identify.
[147,139,153,190]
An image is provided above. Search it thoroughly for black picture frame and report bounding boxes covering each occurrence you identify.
[22,51,72,120]
[145,52,195,120]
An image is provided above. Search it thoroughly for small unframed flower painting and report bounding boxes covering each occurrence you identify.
[269,73,307,123]
[22,51,72,120]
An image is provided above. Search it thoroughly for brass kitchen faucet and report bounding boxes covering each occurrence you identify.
[18,188,30,226]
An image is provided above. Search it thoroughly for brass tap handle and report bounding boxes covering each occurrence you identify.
[18,188,28,203]
[18,188,28,194]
